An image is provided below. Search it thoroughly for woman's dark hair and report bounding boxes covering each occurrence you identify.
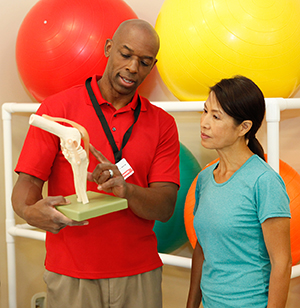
[210,75,266,161]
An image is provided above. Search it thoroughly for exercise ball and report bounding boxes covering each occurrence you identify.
[16,0,137,102]
[154,143,201,253]
[155,0,300,100]
[184,158,300,265]
[278,159,300,265]
[184,159,217,249]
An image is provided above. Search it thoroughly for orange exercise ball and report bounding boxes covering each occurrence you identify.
[184,158,300,265]
[184,159,217,249]
[16,0,137,102]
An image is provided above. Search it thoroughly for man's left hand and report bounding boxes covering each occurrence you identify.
[87,144,127,198]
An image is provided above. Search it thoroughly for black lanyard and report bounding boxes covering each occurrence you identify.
[85,77,141,163]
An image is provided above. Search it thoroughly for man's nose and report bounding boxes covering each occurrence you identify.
[127,58,139,73]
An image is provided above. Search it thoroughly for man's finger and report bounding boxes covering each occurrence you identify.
[87,171,94,182]
[68,220,89,227]
[89,144,110,163]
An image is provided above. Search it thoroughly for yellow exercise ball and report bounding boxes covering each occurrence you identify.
[155,0,300,100]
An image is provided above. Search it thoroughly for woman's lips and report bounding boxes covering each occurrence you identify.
[201,132,210,139]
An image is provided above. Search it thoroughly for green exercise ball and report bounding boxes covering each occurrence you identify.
[154,143,201,253]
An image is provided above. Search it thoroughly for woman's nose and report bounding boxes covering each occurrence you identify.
[200,113,209,128]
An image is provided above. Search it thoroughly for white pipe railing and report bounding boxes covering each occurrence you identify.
[8,225,46,241]
[3,98,300,308]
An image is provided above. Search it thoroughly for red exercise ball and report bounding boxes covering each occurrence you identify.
[16,0,137,102]
[184,158,300,266]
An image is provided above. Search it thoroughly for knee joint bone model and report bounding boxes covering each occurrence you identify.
[29,114,90,204]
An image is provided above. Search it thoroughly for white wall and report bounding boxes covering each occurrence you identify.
[1,0,300,307]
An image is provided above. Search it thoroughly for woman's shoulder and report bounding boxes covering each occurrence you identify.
[245,155,285,186]
[245,155,275,174]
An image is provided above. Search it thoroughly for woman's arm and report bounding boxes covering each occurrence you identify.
[186,241,204,308]
[262,217,292,308]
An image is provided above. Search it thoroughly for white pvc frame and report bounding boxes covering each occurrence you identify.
[2,99,300,308]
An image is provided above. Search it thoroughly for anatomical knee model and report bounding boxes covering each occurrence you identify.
[29,114,90,204]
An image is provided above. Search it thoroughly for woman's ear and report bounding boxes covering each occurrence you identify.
[239,120,252,137]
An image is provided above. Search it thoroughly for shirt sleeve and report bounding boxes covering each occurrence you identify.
[147,111,180,187]
[255,170,291,223]
[14,99,63,181]
[194,175,201,215]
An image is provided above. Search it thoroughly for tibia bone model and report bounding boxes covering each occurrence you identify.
[29,114,90,204]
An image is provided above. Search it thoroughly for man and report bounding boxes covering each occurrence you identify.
[12,19,180,308]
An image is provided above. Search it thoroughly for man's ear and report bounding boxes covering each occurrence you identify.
[104,39,113,57]
[153,59,158,66]
[239,120,252,137]
[150,59,158,71]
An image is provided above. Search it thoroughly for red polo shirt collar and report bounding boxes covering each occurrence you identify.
[87,75,146,112]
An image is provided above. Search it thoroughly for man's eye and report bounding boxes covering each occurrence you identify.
[121,53,130,58]
[141,61,150,67]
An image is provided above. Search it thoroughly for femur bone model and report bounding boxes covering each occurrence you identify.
[29,114,90,204]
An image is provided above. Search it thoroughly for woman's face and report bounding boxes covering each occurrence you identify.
[200,91,243,151]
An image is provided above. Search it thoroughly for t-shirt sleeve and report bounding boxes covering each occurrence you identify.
[194,175,201,215]
[14,100,62,181]
[147,112,180,187]
[255,170,291,223]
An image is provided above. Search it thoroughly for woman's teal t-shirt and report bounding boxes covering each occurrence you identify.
[193,155,291,308]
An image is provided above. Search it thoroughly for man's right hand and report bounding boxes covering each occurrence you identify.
[12,173,88,234]
[23,196,87,233]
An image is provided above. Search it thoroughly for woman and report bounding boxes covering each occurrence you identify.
[186,76,292,308]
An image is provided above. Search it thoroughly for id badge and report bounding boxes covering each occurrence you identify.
[116,158,134,180]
